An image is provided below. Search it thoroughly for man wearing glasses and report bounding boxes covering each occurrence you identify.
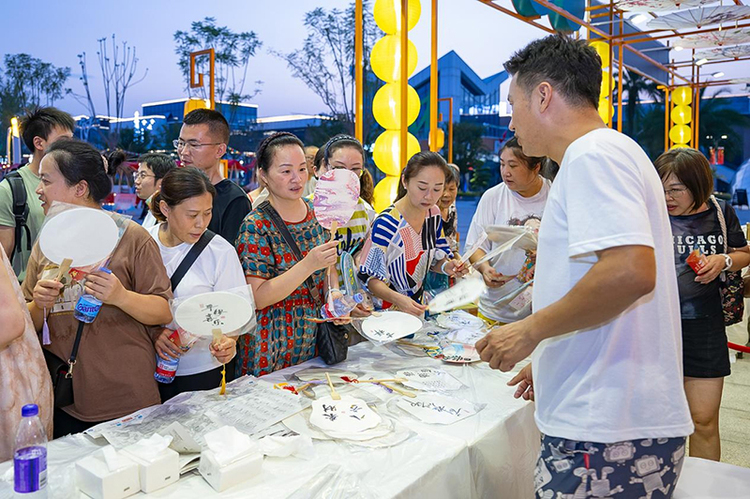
[175,109,252,244]
[134,153,176,229]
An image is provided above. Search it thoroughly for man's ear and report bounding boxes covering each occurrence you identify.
[537,82,553,114]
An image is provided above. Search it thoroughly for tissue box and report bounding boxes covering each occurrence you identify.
[121,447,180,493]
[75,453,140,499]
[198,449,263,492]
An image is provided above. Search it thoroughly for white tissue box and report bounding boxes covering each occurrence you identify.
[121,447,180,493]
[198,449,263,492]
[75,453,140,499]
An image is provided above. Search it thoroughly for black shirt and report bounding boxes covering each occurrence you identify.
[209,179,252,245]
[670,199,746,322]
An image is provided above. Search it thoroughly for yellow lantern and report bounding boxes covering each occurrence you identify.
[373,130,421,177]
[429,128,445,151]
[598,99,614,122]
[184,98,209,115]
[373,83,420,130]
[590,41,610,69]
[671,105,692,125]
[670,144,689,150]
[371,35,418,84]
[673,86,692,106]
[373,175,401,213]
[374,0,421,35]
[600,70,615,99]
[669,124,691,145]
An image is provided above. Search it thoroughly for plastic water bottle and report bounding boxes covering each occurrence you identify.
[321,292,364,319]
[73,268,112,323]
[154,330,180,384]
[13,404,48,498]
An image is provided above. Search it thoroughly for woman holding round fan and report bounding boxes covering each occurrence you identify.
[359,151,468,317]
[235,132,342,377]
[23,138,172,437]
[149,166,250,402]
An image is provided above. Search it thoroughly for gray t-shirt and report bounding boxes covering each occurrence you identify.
[0,165,45,281]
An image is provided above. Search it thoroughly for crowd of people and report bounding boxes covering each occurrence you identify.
[0,33,746,497]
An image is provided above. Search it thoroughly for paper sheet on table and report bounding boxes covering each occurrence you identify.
[86,378,309,451]
[395,393,481,425]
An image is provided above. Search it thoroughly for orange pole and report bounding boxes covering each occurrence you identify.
[439,97,454,163]
[617,29,623,131]
[608,0,614,128]
[662,87,670,152]
[475,0,555,34]
[400,0,409,169]
[189,48,216,110]
[429,0,438,152]
[695,66,701,151]
[355,0,364,142]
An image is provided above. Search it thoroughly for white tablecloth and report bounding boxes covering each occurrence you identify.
[0,341,541,498]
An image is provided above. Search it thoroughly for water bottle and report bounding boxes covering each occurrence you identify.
[154,330,180,384]
[73,268,112,323]
[14,404,48,498]
[321,292,364,319]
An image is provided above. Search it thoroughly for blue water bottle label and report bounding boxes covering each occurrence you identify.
[14,446,47,493]
[74,294,102,323]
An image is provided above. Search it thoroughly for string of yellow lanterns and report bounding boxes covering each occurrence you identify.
[371,0,422,213]
[590,40,614,125]
[670,86,692,149]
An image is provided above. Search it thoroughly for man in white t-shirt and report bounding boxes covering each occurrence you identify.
[475,35,693,497]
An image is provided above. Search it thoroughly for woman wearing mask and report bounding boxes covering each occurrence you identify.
[24,138,172,437]
[656,147,750,461]
[149,167,249,401]
[235,132,340,376]
[466,137,551,324]
[359,151,467,317]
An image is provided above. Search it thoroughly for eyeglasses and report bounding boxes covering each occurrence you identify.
[664,187,688,198]
[133,172,155,181]
[173,139,222,151]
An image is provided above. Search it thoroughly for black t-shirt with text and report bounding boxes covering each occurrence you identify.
[670,200,746,322]
[209,179,252,245]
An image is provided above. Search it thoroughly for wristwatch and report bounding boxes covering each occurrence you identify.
[723,253,733,271]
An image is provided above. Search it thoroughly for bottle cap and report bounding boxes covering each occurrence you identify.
[21,404,38,417]
[352,293,364,304]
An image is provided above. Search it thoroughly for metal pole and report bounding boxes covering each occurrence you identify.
[663,87,670,152]
[189,48,216,110]
[695,65,701,151]
[608,0,614,128]
[617,18,623,132]
[400,0,409,169]
[429,0,438,152]
[355,0,364,142]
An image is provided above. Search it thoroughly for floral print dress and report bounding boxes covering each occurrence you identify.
[235,199,326,377]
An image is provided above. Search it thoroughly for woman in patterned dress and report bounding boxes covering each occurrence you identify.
[235,133,340,376]
[359,152,468,317]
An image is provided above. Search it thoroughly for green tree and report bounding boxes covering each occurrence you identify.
[452,122,487,190]
[613,69,661,139]
[174,17,262,126]
[274,2,380,133]
[0,53,70,127]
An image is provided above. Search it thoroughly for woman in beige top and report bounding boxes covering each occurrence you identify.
[23,138,172,438]
[0,250,53,460]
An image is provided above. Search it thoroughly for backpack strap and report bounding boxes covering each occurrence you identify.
[3,171,30,262]
[170,230,217,292]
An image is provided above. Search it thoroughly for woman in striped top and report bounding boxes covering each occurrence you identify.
[359,152,468,317]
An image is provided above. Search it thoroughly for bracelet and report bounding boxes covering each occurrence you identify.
[441,260,450,275]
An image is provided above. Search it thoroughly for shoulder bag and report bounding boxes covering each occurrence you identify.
[710,196,744,326]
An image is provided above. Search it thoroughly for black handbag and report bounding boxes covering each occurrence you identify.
[710,196,745,326]
[257,201,349,365]
[43,321,84,408]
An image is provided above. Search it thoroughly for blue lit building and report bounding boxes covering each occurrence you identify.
[141,98,258,130]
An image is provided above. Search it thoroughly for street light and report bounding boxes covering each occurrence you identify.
[712,71,725,78]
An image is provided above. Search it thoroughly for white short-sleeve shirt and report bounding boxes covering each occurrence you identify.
[531,128,693,443]
[149,224,249,376]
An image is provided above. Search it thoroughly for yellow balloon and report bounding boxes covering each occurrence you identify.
[598,99,614,122]
[371,35,418,83]
[590,41,610,69]
[671,105,692,125]
[429,128,445,151]
[374,0,421,35]
[372,130,421,177]
[600,70,615,99]
[670,144,689,150]
[673,86,692,106]
[373,83,420,130]
[373,175,401,213]
[669,124,692,145]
